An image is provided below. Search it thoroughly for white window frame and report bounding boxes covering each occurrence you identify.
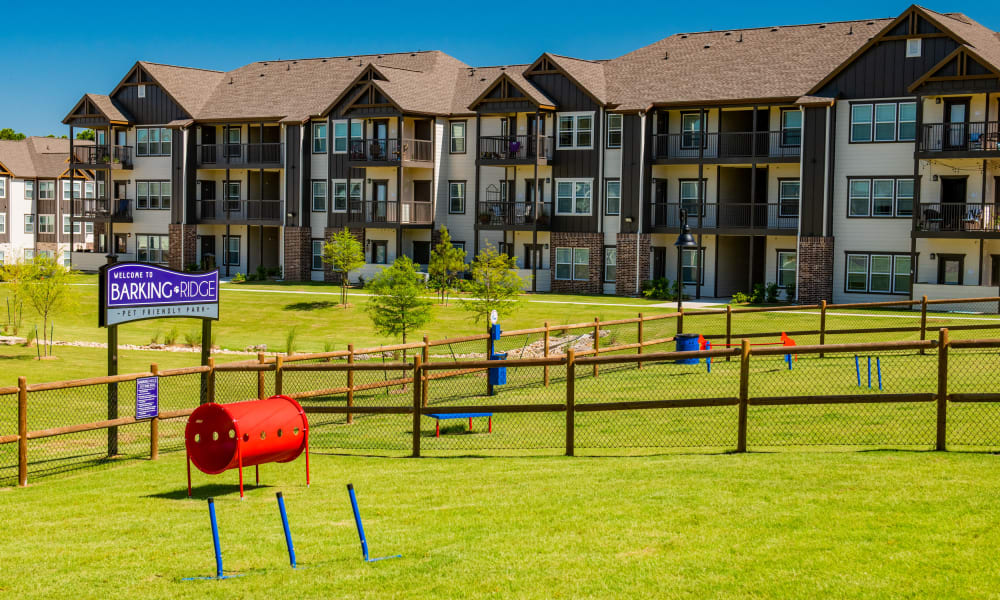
[778,180,800,217]
[777,251,796,288]
[23,180,33,200]
[681,113,704,149]
[38,214,55,234]
[556,112,594,150]
[906,38,922,58]
[312,180,327,212]
[311,240,324,271]
[313,122,327,154]
[680,179,704,216]
[331,180,348,213]
[898,102,917,141]
[869,254,892,293]
[62,215,82,235]
[893,255,912,294]
[137,84,146,98]
[449,181,466,214]
[0,214,4,234]
[0,177,6,198]
[37,181,54,200]
[895,178,914,217]
[225,182,241,212]
[332,120,348,154]
[555,179,593,215]
[23,214,33,234]
[850,104,873,142]
[848,179,872,217]
[605,179,621,216]
[606,114,622,149]
[874,103,897,142]
[681,247,706,285]
[604,247,616,282]
[449,121,466,154]
[846,252,908,294]
[555,247,589,281]
[781,109,802,146]
[137,234,169,264]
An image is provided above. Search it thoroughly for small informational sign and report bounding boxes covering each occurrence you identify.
[489,309,499,325]
[99,263,220,327]
[135,376,159,420]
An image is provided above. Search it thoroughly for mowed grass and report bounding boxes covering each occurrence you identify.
[2,451,1000,599]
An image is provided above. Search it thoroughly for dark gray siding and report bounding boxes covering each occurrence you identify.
[171,133,184,224]
[817,37,959,99]
[476,101,537,115]
[619,114,642,233]
[185,131,197,224]
[285,126,301,226]
[799,106,827,237]
[112,84,189,125]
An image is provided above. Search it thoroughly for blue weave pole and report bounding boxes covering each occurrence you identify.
[877,357,883,391]
[785,353,792,370]
[855,355,861,387]
[706,341,711,373]
[276,492,297,568]
[183,498,242,580]
[867,356,872,389]
[347,484,401,563]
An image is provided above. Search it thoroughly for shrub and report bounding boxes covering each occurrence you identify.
[285,326,299,355]
[641,278,683,301]
[183,329,202,347]
[765,282,780,304]
[232,272,246,283]
[750,283,765,304]
[164,326,179,346]
[149,330,161,345]
[732,291,752,304]
[256,265,267,280]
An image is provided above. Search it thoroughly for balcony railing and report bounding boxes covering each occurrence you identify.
[71,145,133,169]
[349,138,401,163]
[650,202,798,230]
[918,203,1000,232]
[477,201,553,227]
[72,198,132,222]
[401,138,433,162]
[196,200,282,222]
[478,135,553,162]
[196,143,284,167]
[918,122,1000,153]
[651,131,800,160]
[344,200,433,224]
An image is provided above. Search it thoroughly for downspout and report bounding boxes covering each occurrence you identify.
[635,111,646,295]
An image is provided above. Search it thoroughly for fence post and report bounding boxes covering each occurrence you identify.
[206,357,216,404]
[725,306,732,361]
[937,328,949,451]
[346,344,354,424]
[412,355,422,458]
[920,295,929,355]
[257,352,266,400]
[737,339,750,453]
[637,314,644,370]
[275,356,284,396]
[17,376,27,487]
[566,349,575,457]
[593,318,600,377]
[150,363,159,461]
[544,322,551,386]
[422,335,430,408]
[677,308,684,336]
[819,300,827,358]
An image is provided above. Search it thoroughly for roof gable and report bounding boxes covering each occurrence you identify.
[908,45,1000,92]
[341,81,402,114]
[525,53,606,106]
[468,72,556,110]
[0,160,11,177]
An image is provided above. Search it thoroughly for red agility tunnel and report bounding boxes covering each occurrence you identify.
[185,395,310,498]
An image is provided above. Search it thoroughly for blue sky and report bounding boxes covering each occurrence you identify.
[3,1,998,136]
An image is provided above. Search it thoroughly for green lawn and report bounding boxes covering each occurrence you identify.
[1,450,999,599]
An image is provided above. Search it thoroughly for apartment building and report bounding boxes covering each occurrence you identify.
[61,5,1000,306]
[0,137,95,265]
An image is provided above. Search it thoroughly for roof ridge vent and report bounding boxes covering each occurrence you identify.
[770,27,779,32]
[849,25,853,35]
[819,24,826,29]
[680,34,688,39]
[663,51,669,60]
[704,44,711,49]
[738,32,743,42]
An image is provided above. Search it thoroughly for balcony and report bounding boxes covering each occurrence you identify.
[917,203,1000,234]
[649,202,798,232]
[477,135,552,165]
[651,131,800,163]
[71,145,133,170]
[477,201,553,229]
[918,122,1000,156]
[195,143,284,168]
[196,200,282,224]
[345,200,433,225]
[72,198,133,222]
[348,138,432,166]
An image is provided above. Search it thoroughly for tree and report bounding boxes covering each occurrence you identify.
[364,256,433,359]
[19,253,75,357]
[0,128,26,141]
[0,257,31,335]
[321,227,365,306]
[75,129,95,141]
[460,244,525,326]
[427,226,467,305]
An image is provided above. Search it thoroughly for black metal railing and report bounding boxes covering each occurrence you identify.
[72,198,132,221]
[349,138,401,162]
[651,131,800,160]
[650,202,798,230]
[401,139,433,162]
[71,145,133,168]
[478,135,553,162]
[196,200,282,222]
[918,122,1000,153]
[918,202,1000,232]
[477,201,553,227]
[196,143,284,167]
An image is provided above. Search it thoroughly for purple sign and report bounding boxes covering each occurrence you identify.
[99,263,219,327]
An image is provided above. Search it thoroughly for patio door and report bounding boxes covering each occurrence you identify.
[372,181,388,222]
[940,176,967,229]
[944,98,969,150]
[372,120,388,160]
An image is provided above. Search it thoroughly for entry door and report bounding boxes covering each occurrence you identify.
[201,126,217,164]
[652,247,667,280]
[525,179,537,223]
[944,98,970,150]
[200,180,217,219]
[372,181,388,222]
[115,130,126,147]
[372,121,389,160]
[992,255,1000,286]
[200,236,216,270]
[526,115,543,158]
[412,241,430,266]
[938,254,964,285]
[940,177,968,230]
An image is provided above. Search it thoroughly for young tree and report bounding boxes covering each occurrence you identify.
[460,244,525,326]
[19,253,75,357]
[364,256,433,359]
[0,256,31,335]
[427,225,467,305]
[322,227,365,306]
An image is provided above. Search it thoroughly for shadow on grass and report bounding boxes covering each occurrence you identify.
[0,353,36,361]
[149,482,274,501]
[283,301,338,312]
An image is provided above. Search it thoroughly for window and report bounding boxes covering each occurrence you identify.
[906,38,922,58]
[86,222,93,234]
[350,121,363,141]
[24,249,34,261]
[0,214,4,234]
[848,177,912,217]
[136,181,171,210]
[137,234,169,264]
[0,177,5,198]
[604,247,617,282]
[452,241,465,252]
[850,104,873,142]
[62,215,82,235]
[371,240,388,264]
[224,236,240,266]
[605,179,621,216]
[680,180,702,215]
[777,251,796,288]
[874,103,897,142]
[137,84,146,98]
[555,247,590,281]
[313,122,327,154]
[606,114,622,148]
[781,109,802,146]
[136,127,171,156]
[312,181,327,212]
[36,250,53,260]
[62,180,95,201]
[778,180,800,217]
[871,179,895,216]
[898,102,917,141]
[846,252,910,294]
[849,179,871,217]
[38,181,54,200]
[225,182,241,212]
[332,181,347,213]
[681,113,703,149]
[555,179,592,215]
[557,113,593,149]
[332,121,348,153]
[312,240,324,271]
[449,121,466,153]
[38,215,54,234]
[24,180,33,200]
[449,181,466,214]
[24,215,33,233]
[896,179,914,217]
[681,248,705,285]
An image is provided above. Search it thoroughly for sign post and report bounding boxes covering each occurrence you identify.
[98,263,219,456]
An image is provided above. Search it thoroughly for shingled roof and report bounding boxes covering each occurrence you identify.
[0,137,89,179]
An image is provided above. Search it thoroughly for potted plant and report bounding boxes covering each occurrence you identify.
[479,212,491,225]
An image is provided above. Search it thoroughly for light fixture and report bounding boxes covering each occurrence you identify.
[625,217,633,223]
[936,98,942,104]
[367,178,372,184]
[932,174,939,182]
[286,212,295,220]
[930,253,936,260]
[674,209,698,327]
[543,243,549,249]
[545,178,551,183]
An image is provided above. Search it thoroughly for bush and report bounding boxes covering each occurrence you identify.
[750,283,765,304]
[641,278,683,301]
[732,291,752,304]
[183,329,202,347]
[232,272,246,283]
[355,274,365,289]
[256,265,267,280]
[164,326,179,346]
[765,282,780,304]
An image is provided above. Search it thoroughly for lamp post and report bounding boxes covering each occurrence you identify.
[674,209,698,332]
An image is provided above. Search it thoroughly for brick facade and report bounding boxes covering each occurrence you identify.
[168,224,197,271]
[283,226,313,282]
[615,233,651,296]
[797,236,834,304]
[549,232,604,294]
[321,227,365,283]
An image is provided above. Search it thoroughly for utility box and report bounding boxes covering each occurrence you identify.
[489,351,508,385]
